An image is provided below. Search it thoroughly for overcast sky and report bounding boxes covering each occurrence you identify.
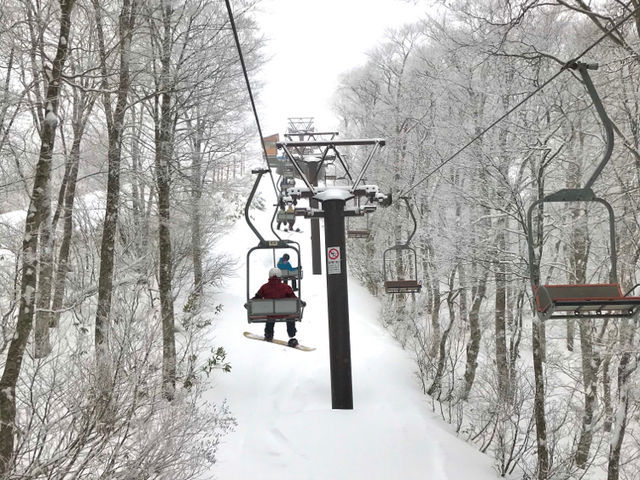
[253,0,426,135]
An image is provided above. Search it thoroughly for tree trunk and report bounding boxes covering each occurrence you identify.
[458,263,468,324]
[462,267,487,400]
[602,344,613,433]
[154,0,176,400]
[575,318,598,468]
[51,86,94,326]
[532,317,549,479]
[423,238,440,355]
[34,193,54,357]
[607,321,637,480]
[190,115,204,302]
[93,0,137,402]
[0,0,75,472]
[427,267,457,399]
[129,103,146,256]
[494,223,509,401]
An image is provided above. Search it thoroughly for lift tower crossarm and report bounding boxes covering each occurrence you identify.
[284,131,339,139]
[278,139,385,194]
[278,139,385,148]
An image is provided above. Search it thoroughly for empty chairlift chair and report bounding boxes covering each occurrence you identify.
[383,197,422,294]
[347,209,371,239]
[527,62,640,320]
[324,162,337,184]
[528,189,640,320]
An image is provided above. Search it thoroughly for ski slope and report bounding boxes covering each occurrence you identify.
[205,192,499,480]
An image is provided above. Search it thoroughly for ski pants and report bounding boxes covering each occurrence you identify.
[265,320,296,338]
[283,278,297,290]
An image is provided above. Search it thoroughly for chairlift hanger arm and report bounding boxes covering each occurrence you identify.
[566,62,614,189]
[270,202,285,239]
[245,169,269,244]
[402,196,418,246]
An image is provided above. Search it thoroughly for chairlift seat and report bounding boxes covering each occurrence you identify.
[384,280,422,294]
[277,211,296,222]
[245,298,302,322]
[279,268,302,281]
[535,283,640,319]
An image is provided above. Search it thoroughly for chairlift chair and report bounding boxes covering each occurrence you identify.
[324,162,337,184]
[383,197,422,294]
[346,197,371,238]
[528,189,640,320]
[244,169,305,323]
[276,209,296,225]
[346,214,371,238]
[245,242,305,323]
[527,63,640,320]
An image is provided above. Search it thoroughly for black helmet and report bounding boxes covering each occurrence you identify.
[282,253,290,260]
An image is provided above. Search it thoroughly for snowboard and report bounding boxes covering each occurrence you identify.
[243,331,315,351]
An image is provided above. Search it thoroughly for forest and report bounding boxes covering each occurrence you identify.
[0,0,639,479]
[0,0,255,477]
[338,1,640,479]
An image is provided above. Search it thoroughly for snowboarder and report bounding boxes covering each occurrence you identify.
[285,205,297,231]
[253,267,299,347]
[277,253,298,290]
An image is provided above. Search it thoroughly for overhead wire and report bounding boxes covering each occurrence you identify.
[224,0,279,196]
[399,2,640,198]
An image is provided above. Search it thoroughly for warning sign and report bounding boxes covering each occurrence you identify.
[327,247,341,275]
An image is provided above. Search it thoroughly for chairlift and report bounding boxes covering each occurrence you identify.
[527,62,640,320]
[346,203,371,238]
[346,217,370,238]
[246,243,304,323]
[276,209,296,226]
[275,200,297,231]
[324,162,337,184]
[244,169,305,323]
[383,197,422,294]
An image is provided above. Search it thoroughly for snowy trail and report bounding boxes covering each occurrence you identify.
[205,194,499,479]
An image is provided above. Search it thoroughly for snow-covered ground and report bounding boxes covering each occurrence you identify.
[205,187,500,480]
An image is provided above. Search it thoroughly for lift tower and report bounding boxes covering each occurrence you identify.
[277,137,387,409]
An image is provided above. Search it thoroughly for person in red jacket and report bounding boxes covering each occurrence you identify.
[254,267,299,347]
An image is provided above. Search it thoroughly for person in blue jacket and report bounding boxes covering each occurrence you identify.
[277,253,298,290]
